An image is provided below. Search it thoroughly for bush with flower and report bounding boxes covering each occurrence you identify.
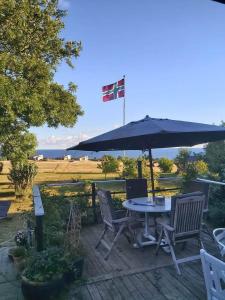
[15,230,28,247]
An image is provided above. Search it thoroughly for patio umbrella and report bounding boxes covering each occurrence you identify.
[67,116,225,194]
[212,0,225,4]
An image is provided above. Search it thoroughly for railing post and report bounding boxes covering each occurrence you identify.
[36,216,43,251]
[91,182,97,223]
[137,160,143,179]
[33,185,44,252]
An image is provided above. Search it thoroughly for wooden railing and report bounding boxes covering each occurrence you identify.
[33,185,44,251]
[33,179,181,251]
[197,177,225,186]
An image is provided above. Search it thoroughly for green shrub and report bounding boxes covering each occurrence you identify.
[120,157,137,178]
[194,160,208,175]
[174,149,190,174]
[8,162,37,195]
[208,181,225,227]
[97,155,119,179]
[158,157,173,173]
[24,247,67,282]
[11,246,27,258]
[206,140,225,174]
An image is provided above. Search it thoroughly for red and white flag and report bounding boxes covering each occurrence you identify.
[102,78,125,102]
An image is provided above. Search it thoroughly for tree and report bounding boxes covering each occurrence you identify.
[0,1,83,136]
[182,160,208,192]
[174,149,191,174]
[0,1,83,194]
[205,141,225,174]
[121,157,137,178]
[97,155,119,179]
[194,160,208,175]
[2,131,37,167]
[158,157,173,173]
[8,162,38,198]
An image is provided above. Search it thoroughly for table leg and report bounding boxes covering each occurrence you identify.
[132,213,156,247]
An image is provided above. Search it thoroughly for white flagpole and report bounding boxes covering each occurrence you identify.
[123,75,125,126]
[123,75,126,157]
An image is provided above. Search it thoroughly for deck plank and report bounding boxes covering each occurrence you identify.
[86,283,103,300]
[135,272,166,300]
[121,275,145,300]
[167,262,206,299]
[68,223,215,300]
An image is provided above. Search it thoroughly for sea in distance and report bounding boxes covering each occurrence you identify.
[36,148,204,160]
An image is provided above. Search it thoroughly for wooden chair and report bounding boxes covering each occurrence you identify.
[126,178,148,220]
[183,180,209,212]
[96,190,135,260]
[200,249,225,300]
[183,180,212,238]
[156,194,205,274]
[126,179,148,199]
[0,201,11,220]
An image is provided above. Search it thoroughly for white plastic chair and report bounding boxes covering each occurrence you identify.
[213,228,225,257]
[200,249,225,300]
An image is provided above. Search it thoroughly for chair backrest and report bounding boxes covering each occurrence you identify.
[183,180,210,211]
[126,179,148,200]
[200,249,225,300]
[170,194,205,239]
[170,192,204,225]
[0,201,11,218]
[97,190,114,226]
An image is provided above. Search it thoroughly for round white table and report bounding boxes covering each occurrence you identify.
[123,197,171,247]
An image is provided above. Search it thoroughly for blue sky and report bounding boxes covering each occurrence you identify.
[31,0,225,149]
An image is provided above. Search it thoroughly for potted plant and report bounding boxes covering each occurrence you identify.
[21,247,67,300]
[63,249,84,283]
[8,246,27,272]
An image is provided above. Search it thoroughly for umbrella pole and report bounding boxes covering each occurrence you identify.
[148,149,155,199]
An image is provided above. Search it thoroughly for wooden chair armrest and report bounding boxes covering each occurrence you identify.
[112,217,130,224]
[157,221,174,232]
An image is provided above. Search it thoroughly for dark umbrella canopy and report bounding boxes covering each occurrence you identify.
[68,116,225,151]
[212,0,225,4]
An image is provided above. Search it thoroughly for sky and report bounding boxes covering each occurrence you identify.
[31,0,225,149]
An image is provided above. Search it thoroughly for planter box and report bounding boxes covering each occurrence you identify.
[63,256,84,284]
[21,275,64,300]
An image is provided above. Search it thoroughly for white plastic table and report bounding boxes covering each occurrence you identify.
[123,197,171,247]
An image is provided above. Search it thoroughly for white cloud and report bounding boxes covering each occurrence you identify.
[37,127,105,149]
[38,133,90,149]
[58,0,70,9]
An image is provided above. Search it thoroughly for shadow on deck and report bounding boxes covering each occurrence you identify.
[69,223,219,300]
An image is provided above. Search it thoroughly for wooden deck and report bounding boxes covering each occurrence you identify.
[0,224,219,299]
[0,247,24,300]
[68,224,219,300]
[69,262,207,300]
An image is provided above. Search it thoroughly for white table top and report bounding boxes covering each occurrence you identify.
[123,197,171,213]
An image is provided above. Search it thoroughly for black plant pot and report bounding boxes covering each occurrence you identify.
[63,256,84,284]
[21,275,64,300]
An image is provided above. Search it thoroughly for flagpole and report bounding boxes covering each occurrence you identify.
[123,75,125,126]
[123,75,126,157]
